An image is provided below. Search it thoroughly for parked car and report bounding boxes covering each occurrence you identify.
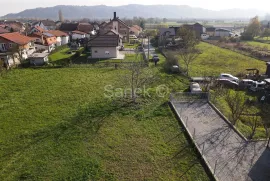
[217,79,239,89]
[250,81,266,92]
[219,73,239,83]
[239,79,255,89]
[190,82,202,93]
[152,55,160,62]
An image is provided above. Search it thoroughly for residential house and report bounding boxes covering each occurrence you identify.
[206,27,216,37]
[72,30,88,40]
[30,26,45,34]
[28,32,57,52]
[101,29,123,46]
[88,33,121,59]
[40,20,56,30]
[77,23,94,35]
[47,30,69,46]
[182,23,206,38]
[101,12,130,42]
[159,28,176,46]
[28,52,49,66]
[130,25,143,37]
[0,32,35,66]
[91,22,100,31]
[33,21,47,30]
[59,23,79,33]
[0,27,10,34]
[214,28,232,37]
[0,21,25,33]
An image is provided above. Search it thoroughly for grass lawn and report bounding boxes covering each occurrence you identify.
[0,64,210,180]
[124,43,139,49]
[211,90,267,139]
[245,41,270,50]
[49,48,72,61]
[179,42,266,77]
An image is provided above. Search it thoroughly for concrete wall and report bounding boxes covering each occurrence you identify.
[91,47,118,59]
[56,37,62,46]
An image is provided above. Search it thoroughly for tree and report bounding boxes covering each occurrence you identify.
[121,54,155,103]
[178,48,200,76]
[259,104,270,138]
[262,28,270,40]
[242,16,261,40]
[164,51,179,73]
[177,27,199,49]
[224,90,248,125]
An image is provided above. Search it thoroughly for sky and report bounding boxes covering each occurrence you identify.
[1,0,270,16]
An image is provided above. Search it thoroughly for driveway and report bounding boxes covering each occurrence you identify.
[171,100,270,181]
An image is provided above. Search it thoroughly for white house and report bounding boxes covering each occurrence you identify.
[72,31,87,40]
[47,30,69,46]
[0,32,35,66]
[88,34,121,59]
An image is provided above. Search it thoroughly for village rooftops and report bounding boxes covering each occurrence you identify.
[0,27,9,34]
[0,32,34,45]
[60,23,79,32]
[88,35,119,47]
[46,30,68,37]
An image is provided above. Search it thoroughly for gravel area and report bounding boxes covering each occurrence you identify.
[172,101,270,181]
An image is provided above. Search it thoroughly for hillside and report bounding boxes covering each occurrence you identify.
[2,4,268,20]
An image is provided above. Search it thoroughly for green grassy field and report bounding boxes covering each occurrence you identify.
[0,63,209,180]
[49,47,72,61]
[246,41,270,50]
[179,42,266,77]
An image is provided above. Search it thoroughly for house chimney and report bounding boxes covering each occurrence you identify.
[114,12,116,19]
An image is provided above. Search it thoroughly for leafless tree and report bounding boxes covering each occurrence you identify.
[122,61,156,103]
[179,48,200,77]
[259,104,270,137]
[244,115,260,140]
[224,90,248,125]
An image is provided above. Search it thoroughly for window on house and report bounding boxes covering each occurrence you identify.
[120,26,122,28]
[94,50,98,53]
[105,51,110,55]
[9,44,12,48]
[1,44,7,51]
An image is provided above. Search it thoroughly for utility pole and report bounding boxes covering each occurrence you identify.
[148,36,150,61]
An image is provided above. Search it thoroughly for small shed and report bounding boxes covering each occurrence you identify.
[28,52,49,66]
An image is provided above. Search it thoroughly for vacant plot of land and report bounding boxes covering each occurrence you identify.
[49,47,72,61]
[0,66,209,180]
[180,42,266,76]
[246,41,270,50]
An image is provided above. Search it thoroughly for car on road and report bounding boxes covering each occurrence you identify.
[217,79,239,89]
[152,55,160,62]
[190,82,202,93]
[219,73,239,83]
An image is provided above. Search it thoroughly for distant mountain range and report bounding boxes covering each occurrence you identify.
[1,4,268,20]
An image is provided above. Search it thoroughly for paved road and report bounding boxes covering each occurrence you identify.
[172,101,270,181]
[143,38,155,58]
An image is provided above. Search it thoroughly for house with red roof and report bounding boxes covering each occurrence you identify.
[28,32,57,52]
[130,25,143,37]
[0,32,35,67]
[0,27,10,34]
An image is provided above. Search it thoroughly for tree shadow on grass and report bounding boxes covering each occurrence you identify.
[0,99,127,162]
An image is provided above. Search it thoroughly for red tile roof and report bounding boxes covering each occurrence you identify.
[77,23,93,33]
[0,32,34,45]
[35,26,45,32]
[47,30,68,37]
[133,25,142,31]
